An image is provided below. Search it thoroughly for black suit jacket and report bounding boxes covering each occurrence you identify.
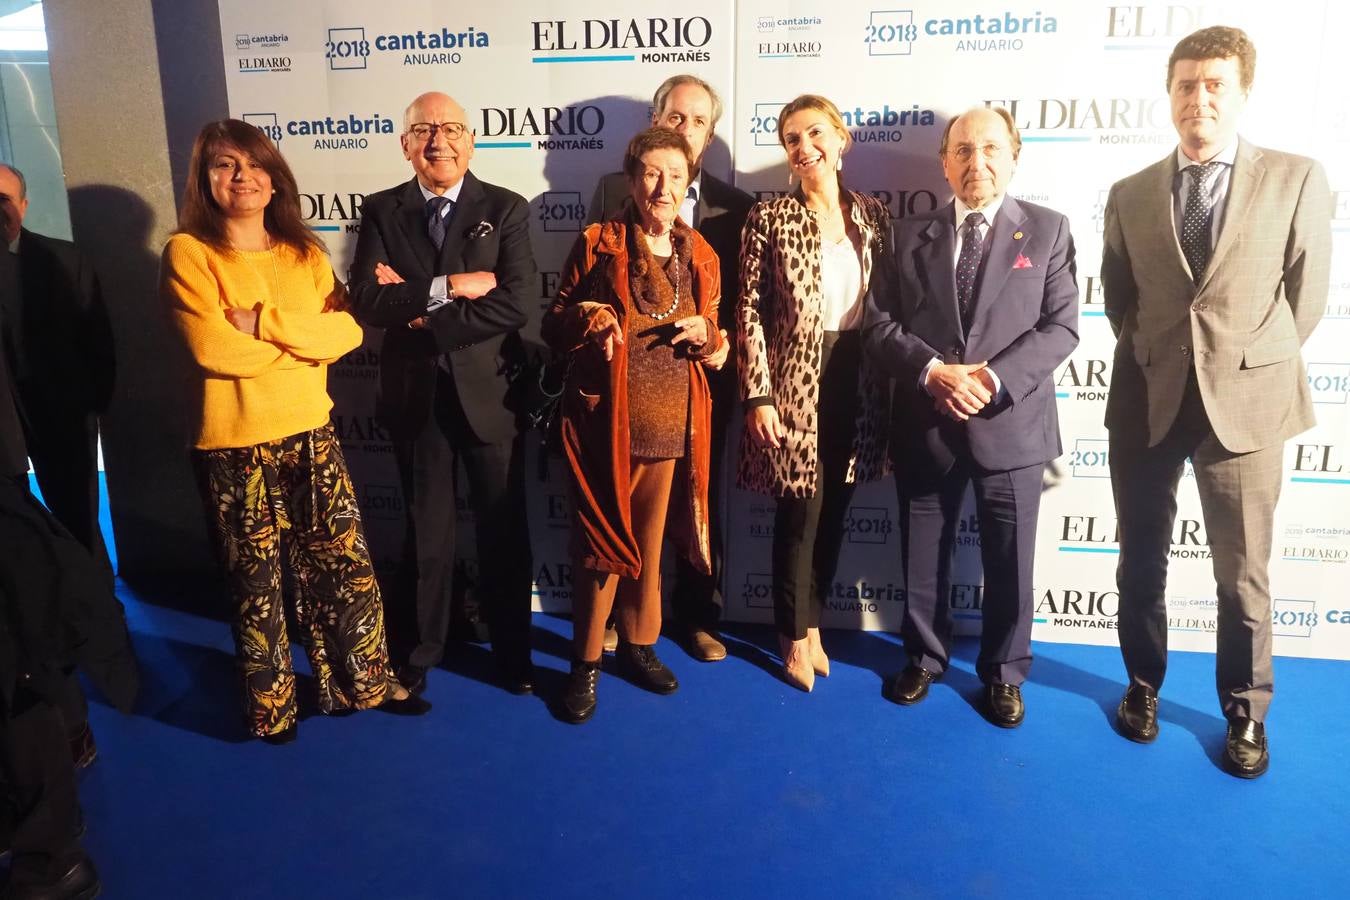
[588,170,753,347]
[10,228,113,422]
[349,172,536,443]
[0,250,30,476]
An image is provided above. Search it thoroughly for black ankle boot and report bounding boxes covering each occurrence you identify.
[562,659,601,723]
[617,643,679,694]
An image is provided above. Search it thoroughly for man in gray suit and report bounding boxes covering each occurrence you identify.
[1103,25,1332,778]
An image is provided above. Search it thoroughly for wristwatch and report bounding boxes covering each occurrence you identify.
[446,280,458,301]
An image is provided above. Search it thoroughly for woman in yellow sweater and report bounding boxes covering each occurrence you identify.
[162,119,428,743]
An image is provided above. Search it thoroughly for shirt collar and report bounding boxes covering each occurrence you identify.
[687,175,701,205]
[7,232,19,254]
[417,178,465,206]
[1175,141,1238,171]
[954,194,1005,228]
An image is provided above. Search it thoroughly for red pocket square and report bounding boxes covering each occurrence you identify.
[1012,254,1033,270]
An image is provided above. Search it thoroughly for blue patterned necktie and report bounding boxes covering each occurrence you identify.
[427,195,453,250]
[1180,161,1220,283]
[956,211,986,329]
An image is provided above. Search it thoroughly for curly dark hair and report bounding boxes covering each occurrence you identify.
[1167,26,1256,93]
[177,119,324,258]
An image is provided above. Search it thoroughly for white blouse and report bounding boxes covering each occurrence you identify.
[819,235,865,332]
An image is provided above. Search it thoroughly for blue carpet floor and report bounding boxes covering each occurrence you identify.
[82,591,1348,899]
[39,477,1350,897]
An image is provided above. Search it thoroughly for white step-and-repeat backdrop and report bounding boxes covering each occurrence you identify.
[216,1,1350,659]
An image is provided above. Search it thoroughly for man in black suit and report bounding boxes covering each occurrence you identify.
[864,107,1079,727]
[0,164,113,581]
[349,92,536,696]
[1,247,139,900]
[0,164,108,773]
[587,74,753,662]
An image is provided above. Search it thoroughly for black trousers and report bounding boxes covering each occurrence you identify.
[772,331,860,640]
[395,370,533,669]
[0,690,85,887]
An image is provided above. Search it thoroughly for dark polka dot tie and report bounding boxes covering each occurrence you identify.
[1180,162,1220,284]
[426,195,453,250]
[956,211,986,330]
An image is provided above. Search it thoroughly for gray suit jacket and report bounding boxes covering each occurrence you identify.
[1102,138,1331,453]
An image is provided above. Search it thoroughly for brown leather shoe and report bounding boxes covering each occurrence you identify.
[983,683,1025,728]
[688,628,727,662]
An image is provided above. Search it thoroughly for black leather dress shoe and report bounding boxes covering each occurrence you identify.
[4,856,101,900]
[260,723,298,745]
[377,693,432,716]
[496,657,536,696]
[562,660,600,724]
[886,664,939,705]
[1222,717,1269,779]
[983,683,1025,728]
[616,643,679,694]
[1116,685,1159,743]
[397,664,428,697]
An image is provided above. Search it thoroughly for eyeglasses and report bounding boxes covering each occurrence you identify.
[406,122,467,142]
[946,143,1008,163]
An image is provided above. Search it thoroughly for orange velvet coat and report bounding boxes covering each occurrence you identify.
[542,219,724,580]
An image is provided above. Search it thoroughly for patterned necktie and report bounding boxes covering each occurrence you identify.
[955,211,986,329]
[426,195,453,250]
[1180,161,1220,283]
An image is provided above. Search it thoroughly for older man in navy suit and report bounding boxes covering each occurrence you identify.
[864,106,1079,727]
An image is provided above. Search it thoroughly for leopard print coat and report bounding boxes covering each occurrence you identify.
[737,189,891,498]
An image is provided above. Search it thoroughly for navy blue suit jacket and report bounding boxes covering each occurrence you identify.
[863,196,1079,487]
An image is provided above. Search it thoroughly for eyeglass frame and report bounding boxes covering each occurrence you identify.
[405,122,469,142]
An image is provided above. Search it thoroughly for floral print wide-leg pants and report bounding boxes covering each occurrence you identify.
[195,423,395,737]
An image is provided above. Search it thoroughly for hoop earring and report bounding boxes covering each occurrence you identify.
[836,156,843,171]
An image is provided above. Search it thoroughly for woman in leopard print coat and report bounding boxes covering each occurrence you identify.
[737,95,892,692]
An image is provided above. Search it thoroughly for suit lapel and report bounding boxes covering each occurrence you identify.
[967,197,1027,333]
[913,205,961,343]
[1200,139,1263,291]
[1146,153,1195,284]
[392,178,438,277]
[439,171,486,274]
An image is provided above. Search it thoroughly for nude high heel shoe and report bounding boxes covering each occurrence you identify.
[779,633,815,692]
[807,627,830,677]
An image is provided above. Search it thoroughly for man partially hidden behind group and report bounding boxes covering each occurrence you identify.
[587,74,753,662]
[1,248,138,900]
[349,92,537,697]
[0,163,112,772]
[1103,25,1331,778]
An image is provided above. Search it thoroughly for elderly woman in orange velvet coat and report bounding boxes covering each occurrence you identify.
[543,127,726,723]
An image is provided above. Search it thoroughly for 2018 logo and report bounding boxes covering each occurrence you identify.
[537,192,587,232]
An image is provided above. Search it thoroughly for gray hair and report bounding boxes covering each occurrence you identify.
[651,75,723,133]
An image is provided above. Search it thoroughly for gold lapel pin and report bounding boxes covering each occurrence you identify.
[1013,231,1024,240]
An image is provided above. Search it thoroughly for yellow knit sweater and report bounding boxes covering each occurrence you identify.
[161,233,363,450]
